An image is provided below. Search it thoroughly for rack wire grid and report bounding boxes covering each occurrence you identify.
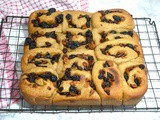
[0,16,160,113]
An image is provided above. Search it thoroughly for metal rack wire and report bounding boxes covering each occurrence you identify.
[0,16,160,113]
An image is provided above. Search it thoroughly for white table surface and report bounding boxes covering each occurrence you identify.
[1,0,160,119]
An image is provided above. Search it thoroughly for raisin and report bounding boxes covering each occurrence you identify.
[85,15,91,21]
[31,31,40,39]
[110,30,117,34]
[44,52,50,59]
[113,15,121,22]
[50,75,58,82]
[25,37,32,45]
[88,56,94,61]
[98,70,105,79]
[69,55,77,59]
[66,14,72,20]
[47,8,56,15]
[134,78,140,86]
[128,31,133,37]
[101,32,107,39]
[86,21,90,27]
[71,75,80,81]
[55,14,63,24]
[65,68,71,78]
[52,54,60,62]
[105,90,110,95]
[63,48,67,53]
[120,31,128,35]
[59,92,70,95]
[101,49,106,54]
[139,64,145,69]
[124,72,129,81]
[90,81,96,90]
[56,80,62,88]
[98,73,104,79]
[101,83,106,89]
[103,61,110,67]
[127,44,134,50]
[105,45,112,51]
[59,87,63,92]
[105,80,111,87]
[45,31,57,39]
[102,18,108,22]
[29,41,36,49]
[107,72,114,79]
[85,30,92,38]
[77,66,83,70]
[32,19,39,27]
[103,77,109,83]
[45,42,52,47]
[104,10,110,14]
[69,85,78,94]
[70,23,77,28]
[86,37,91,43]
[34,61,42,66]
[40,22,50,28]
[115,36,121,39]
[27,73,37,83]
[37,12,43,17]
[39,74,46,79]
[115,52,126,58]
[81,41,87,45]
[47,86,51,90]
[35,53,42,58]
[66,31,72,38]
[44,72,52,79]
[77,32,83,35]
[72,63,82,70]
[79,14,91,21]
[66,41,80,50]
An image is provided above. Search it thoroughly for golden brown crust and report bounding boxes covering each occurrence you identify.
[62,10,92,33]
[19,68,58,105]
[28,10,62,35]
[92,60,123,106]
[21,48,63,73]
[24,35,61,53]
[61,49,97,77]
[20,8,148,106]
[59,30,96,53]
[95,39,144,64]
[92,9,135,29]
[118,57,148,105]
[53,77,101,106]
[92,28,139,46]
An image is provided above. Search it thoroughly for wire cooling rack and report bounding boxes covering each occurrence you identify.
[0,16,160,113]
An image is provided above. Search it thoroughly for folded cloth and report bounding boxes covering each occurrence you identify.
[0,0,89,108]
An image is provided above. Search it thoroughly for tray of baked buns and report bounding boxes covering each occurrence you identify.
[0,8,160,113]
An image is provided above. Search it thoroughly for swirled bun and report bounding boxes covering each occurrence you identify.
[19,8,147,106]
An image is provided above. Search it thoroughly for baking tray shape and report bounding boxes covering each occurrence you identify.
[0,16,160,113]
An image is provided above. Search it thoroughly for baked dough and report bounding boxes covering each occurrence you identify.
[53,70,101,106]
[19,67,58,105]
[28,9,63,35]
[24,32,61,53]
[21,48,63,73]
[92,9,135,29]
[95,39,144,64]
[118,57,148,105]
[92,60,123,106]
[62,10,92,33]
[92,28,139,46]
[59,30,96,53]
[19,8,148,106]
